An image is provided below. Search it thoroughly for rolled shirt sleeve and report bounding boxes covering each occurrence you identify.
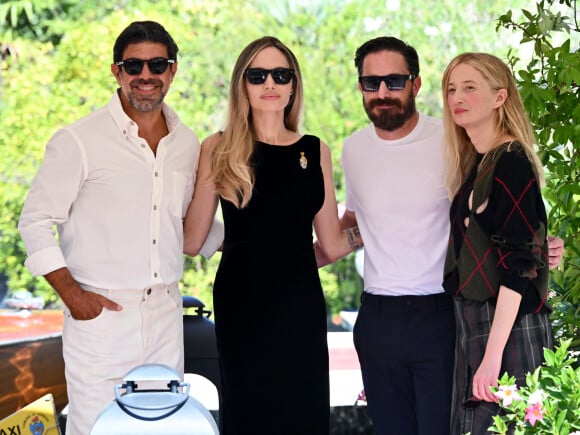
[199,218,224,259]
[19,129,87,276]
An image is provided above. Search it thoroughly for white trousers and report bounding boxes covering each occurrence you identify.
[62,283,184,435]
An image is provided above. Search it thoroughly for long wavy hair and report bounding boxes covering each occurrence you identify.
[441,52,544,197]
[212,36,304,208]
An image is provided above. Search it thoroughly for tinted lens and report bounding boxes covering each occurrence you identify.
[385,75,407,90]
[359,74,413,91]
[122,59,145,75]
[245,69,267,84]
[359,76,381,92]
[245,68,294,85]
[271,68,294,84]
[118,58,173,75]
[148,58,171,74]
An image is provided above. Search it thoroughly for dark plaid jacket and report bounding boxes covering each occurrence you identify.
[443,142,550,312]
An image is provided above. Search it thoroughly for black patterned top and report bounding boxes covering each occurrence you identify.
[443,142,551,314]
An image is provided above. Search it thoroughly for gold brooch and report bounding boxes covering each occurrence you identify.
[299,152,307,169]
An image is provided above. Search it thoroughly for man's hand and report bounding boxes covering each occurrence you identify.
[45,267,122,320]
[547,236,565,270]
[67,290,122,320]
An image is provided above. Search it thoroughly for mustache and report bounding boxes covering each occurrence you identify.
[130,78,163,86]
[368,98,402,110]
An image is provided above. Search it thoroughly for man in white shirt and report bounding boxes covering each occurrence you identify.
[18,21,219,435]
[340,36,454,435]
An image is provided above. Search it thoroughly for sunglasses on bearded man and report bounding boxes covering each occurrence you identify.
[359,74,415,92]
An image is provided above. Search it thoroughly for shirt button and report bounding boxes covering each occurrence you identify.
[146,288,151,295]
[152,239,157,245]
[154,172,159,177]
[153,205,157,211]
[154,272,158,278]
[141,144,146,148]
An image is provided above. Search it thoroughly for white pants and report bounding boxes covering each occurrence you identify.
[62,283,184,435]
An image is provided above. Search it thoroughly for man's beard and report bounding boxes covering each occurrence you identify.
[128,79,166,112]
[363,94,416,131]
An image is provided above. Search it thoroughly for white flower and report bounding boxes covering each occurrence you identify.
[527,389,545,405]
[493,384,523,406]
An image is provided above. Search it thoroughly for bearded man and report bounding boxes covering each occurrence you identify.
[338,36,454,435]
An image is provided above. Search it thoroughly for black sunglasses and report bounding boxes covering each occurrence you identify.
[115,57,175,75]
[244,68,295,85]
[359,74,415,92]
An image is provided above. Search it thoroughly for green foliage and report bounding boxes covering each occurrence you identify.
[496,0,580,350]
[488,340,580,434]
[181,253,221,315]
[319,252,363,316]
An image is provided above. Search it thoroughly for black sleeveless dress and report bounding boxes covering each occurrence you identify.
[213,135,330,434]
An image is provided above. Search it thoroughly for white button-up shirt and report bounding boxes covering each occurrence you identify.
[18,91,201,290]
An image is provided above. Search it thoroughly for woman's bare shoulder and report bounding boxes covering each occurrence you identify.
[201,131,223,150]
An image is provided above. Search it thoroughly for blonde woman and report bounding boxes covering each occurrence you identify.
[183,36,361,434]
[441,52,554,435]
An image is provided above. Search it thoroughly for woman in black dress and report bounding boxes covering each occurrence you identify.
[183,36,362,434]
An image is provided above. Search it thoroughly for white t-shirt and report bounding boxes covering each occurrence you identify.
[342,113,451,296]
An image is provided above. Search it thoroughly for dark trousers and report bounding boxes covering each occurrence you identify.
[353,292,456,435]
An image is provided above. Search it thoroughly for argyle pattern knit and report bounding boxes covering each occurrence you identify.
[443,142,550,313]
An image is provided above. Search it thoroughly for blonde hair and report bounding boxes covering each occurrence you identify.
[441,52,544,197]
[212,36,304,208]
